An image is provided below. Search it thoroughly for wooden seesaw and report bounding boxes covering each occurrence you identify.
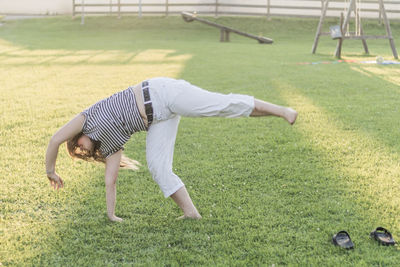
[181,12,273,44]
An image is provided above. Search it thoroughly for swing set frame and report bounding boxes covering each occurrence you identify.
[312,0,398,59]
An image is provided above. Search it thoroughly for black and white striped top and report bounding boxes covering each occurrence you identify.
[81,87,147,158]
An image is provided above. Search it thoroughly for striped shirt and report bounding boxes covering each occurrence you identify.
[81,87,147,158]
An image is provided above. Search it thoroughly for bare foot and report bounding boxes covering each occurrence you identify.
[177,214,202,220]
[108,215,123,222]
[284,108,298,125]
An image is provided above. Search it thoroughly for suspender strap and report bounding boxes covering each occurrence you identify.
[141,81,153,126]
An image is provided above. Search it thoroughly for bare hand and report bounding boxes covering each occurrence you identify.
[47,172,64,190]
[108,215,123,222]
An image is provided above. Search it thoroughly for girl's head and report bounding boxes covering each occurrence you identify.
[66,132,140,170]
[66,132,105,164]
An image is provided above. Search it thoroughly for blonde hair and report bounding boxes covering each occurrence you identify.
[66,132,140,170]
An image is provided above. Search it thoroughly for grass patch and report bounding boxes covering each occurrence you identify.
[1,15,400,265]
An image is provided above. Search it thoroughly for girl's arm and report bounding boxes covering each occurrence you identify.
[105,149,123,222]
[45,114,85,189]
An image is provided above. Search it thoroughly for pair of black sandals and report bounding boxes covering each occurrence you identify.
[332,227,396,249]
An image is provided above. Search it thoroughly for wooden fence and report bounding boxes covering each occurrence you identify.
[72,0,400,20]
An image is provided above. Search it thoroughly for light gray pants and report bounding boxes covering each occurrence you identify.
[145,77,254,197]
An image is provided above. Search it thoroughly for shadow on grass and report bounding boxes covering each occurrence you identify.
[275,74,400,261]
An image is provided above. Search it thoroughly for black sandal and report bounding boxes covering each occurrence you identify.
[332,231,354,249]
[370,227,396,246]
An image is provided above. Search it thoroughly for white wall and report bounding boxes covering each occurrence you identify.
[0,0,72,15]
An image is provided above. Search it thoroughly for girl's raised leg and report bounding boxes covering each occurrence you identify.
[250,99,298,125]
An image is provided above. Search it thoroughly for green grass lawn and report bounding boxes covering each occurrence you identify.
[1,15,399,266]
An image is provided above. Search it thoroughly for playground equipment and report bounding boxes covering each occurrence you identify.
[312,0,398,59]
[181,12,273,44]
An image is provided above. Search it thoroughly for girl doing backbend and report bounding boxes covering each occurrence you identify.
[45,77,297,222]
